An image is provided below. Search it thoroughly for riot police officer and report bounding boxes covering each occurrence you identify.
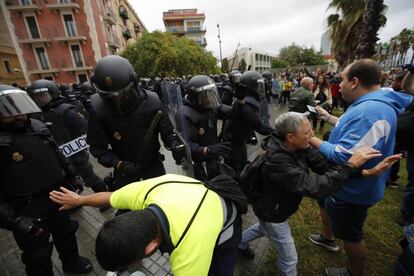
[183,75,232,180]
[262,71,273,102]
[79,81,96,113]
[87,55,182,191]
[27,80,108,199]
[0,85,92,275]
[223,71,273,179]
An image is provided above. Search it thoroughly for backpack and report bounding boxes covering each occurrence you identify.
[239,149,267,203]
[397,102,414,148]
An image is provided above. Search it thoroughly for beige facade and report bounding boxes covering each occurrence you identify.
[163,9,207,47]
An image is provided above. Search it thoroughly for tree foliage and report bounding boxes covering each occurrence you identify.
[221,58,229,73]
[271,43,327,68]
[327,0,387,67]
[238,58,247,73]
[121,31,219,78]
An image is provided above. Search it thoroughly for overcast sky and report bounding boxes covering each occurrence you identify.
[131,0,414,59]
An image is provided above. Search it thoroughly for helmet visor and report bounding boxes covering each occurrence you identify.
[256,79,265,96]
[232,73,241,84]
[195,83,221,109]
[0,90,41,118]
[29,87,53,107]
[93,81,134,97]
[101,85,139,115]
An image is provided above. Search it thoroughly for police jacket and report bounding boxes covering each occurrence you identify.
[0,119,67,229]
[253,134,358,223]
[87,90,177,168]
[223,98,272,144]
[182,99,231,162]
[34,100,87,146]
[109,174,240,276]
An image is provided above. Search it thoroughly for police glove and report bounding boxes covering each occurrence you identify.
[66,175,84,194]
[14,216,44,236]
[207,142,232,157]
[171,144,186,165]
[118,161,141,177]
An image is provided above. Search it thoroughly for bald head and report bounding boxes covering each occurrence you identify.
[300,77,314,91]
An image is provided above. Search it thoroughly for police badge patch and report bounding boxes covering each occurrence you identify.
[12,152,23,162]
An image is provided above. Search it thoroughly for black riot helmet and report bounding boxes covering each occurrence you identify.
[262,71,272,82]
[229,70,242,84]
[80,81,95,94]
[239,71,265,98]
[186,75,221,110]
[27,79,61,108]
[0,84,41,119]
[91,55,140,115]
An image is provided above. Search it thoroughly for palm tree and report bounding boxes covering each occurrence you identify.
[327,0,387,67]
[356,0,387,58]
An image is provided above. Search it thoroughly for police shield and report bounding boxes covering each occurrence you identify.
[161,80,194,177]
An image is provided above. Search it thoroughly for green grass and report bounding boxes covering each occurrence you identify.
[260,109,408,275]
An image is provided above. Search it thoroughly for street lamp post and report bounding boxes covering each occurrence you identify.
[217,24,223,65]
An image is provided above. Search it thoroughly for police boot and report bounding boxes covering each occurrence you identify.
[62,256,93,274]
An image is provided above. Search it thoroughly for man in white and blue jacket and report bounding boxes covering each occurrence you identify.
[308,59,414,276]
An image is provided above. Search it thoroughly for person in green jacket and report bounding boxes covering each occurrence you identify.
[289,77,316,113]
[49,174,241,276]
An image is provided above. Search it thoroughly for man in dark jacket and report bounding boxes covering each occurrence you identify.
[238,112,399,276]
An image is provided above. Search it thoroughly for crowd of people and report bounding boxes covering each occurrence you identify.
[1,56,414,276]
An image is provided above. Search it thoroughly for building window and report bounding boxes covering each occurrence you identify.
[77,74,88,83]
[3,60,12,73]
[63,14,77,36]
[20,0,32,5]
[35,47,49,69]
[70,45,84,67]
[25,16,40,38]
[59,0,71,3]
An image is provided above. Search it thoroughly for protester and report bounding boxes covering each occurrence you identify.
[288,77,316,113]
[238,112,399,276]
[308,59,413,276]
[50,174,242,276]
[312,74,332,132]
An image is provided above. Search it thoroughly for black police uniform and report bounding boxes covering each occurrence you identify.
[0,119,87,276]
[87,90,178,190]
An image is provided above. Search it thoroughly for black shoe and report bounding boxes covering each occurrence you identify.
[387,181,399,189]
[397,214,412,226]
[63,256,93,274]
[238,247,255,260]
[309,233,339,252]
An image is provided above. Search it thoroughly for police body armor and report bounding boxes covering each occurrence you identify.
[34,103,77,146]
[90,91,163,165]
[0,119,65,198]
[182,103,220,180]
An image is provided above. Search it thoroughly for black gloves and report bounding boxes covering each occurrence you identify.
[207,142,232,157]
[171,144,186,165]
[118,161,141,177]
[66,175,84,194]
[14,216,44,236]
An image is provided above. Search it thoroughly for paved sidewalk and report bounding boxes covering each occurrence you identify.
[0,103,287,276]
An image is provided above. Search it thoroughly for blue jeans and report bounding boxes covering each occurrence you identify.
[239,220,298,276]
[401,151,414,216]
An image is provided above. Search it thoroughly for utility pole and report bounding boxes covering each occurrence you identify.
[217,24,223,64]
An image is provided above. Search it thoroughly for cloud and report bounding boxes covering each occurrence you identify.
[131,0,414,59]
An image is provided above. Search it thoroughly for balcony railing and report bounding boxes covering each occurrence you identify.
[166,26,185,33]
[51,25,87,44]
[186,26,206,33]
[62,56,95,72]
[46,0,80,13]
[7,1,41,14]
[17,27,52,45]
[107,33,120,48]
[26,58,60,75]
[195,38,207,47]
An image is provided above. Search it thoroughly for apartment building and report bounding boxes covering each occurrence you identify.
[163,9,207,48]
[1,0,146,84]
[227,47,276,73]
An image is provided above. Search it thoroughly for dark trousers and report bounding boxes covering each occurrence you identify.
[280,90,290,104]
[71,151,107,192]
[226,142,248,181]
[12,196,80,276]
[194,159,220,181]
[401,151,414,216]
[393,247,414,276]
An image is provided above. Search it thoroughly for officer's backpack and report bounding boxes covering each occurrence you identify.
[239,149,267,203]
